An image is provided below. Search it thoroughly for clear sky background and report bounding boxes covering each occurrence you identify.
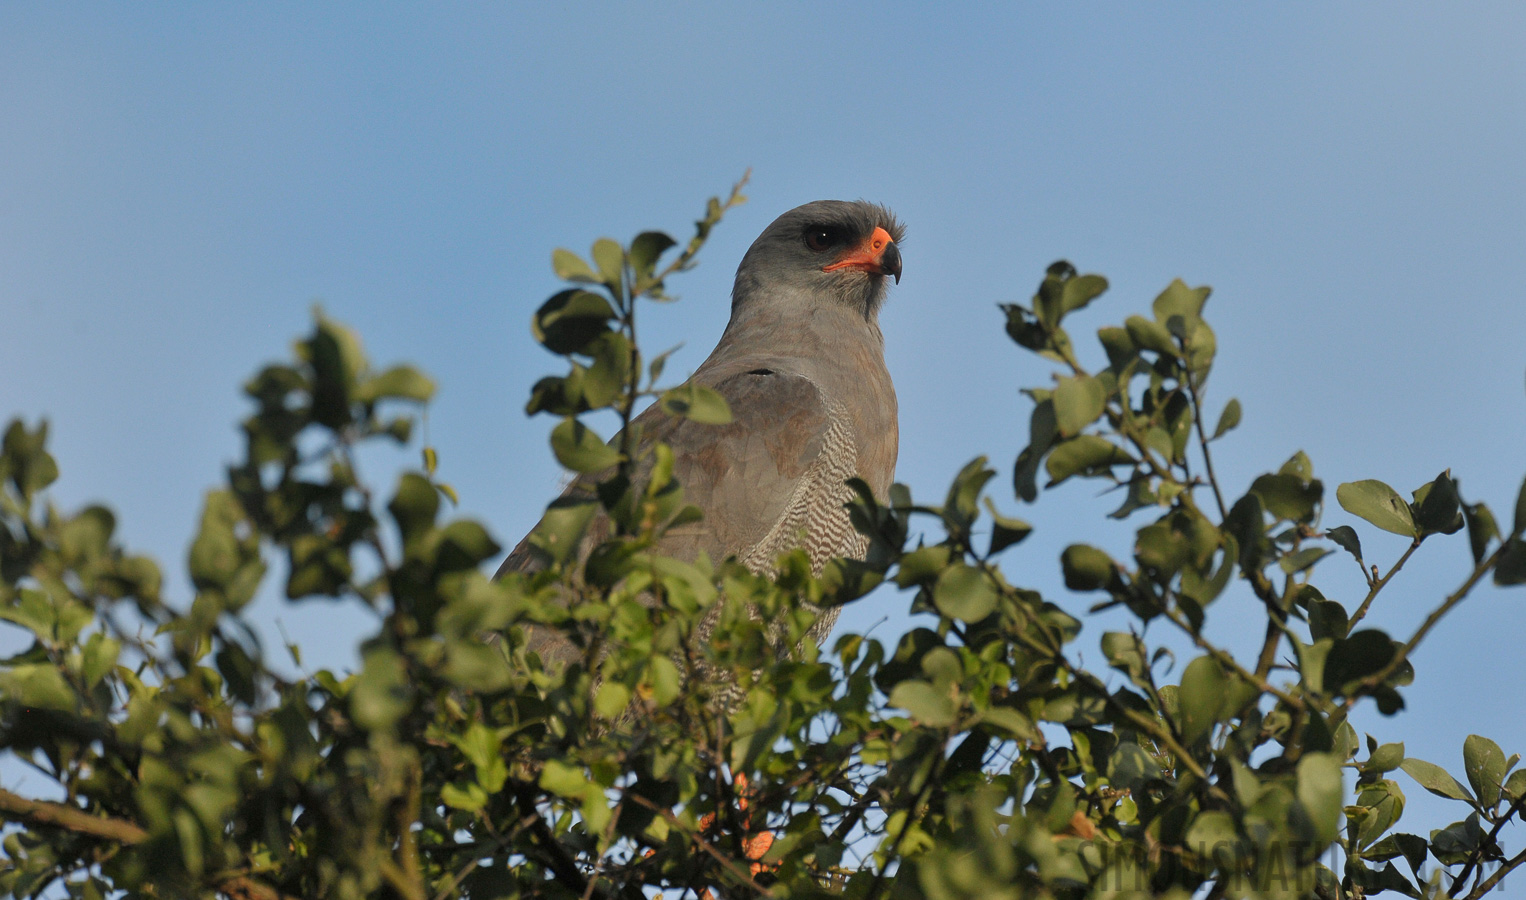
[4,4,1525,852]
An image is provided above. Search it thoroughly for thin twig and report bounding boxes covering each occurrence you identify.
[1465,846,1526,900]
[1346,538,1422,630]
[1341,543,1502,713]
[0,787,148,844]
[1455,792,1526,890]
[1186,380,1228,520]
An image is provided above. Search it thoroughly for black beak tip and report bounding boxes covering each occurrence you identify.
[883,242,902,284]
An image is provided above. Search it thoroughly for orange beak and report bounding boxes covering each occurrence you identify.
[822,226,902,283]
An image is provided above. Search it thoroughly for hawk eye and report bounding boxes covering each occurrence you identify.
[804,227,840,252]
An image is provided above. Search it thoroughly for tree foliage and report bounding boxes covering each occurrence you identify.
[4,182,1526,900]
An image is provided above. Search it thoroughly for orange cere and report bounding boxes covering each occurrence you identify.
[821,226,896,274]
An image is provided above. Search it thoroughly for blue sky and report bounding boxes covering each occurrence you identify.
[4,4,1525,846]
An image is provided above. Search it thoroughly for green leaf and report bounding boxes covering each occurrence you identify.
[1324,629,1397,695]
[359,365,436,403]
[645,656,682,706]
[552,248,599,284]
[1368,742,1405,774]
[1399,758,1475,804]
[1495,537,1526,586]
[1280,546,1331,575]
[1044,434,1135,485]
[1177,655,1228,743]
[594,682,631,720]
[982,497,1032,554]
[1464,502,1499,566]
[0,664,79,711]
[533,289,617,355]
[659,383,732,425]
[932,564,998,623]
[978,706,1039,742]
[1337,480,1417,537]
[80,633,121,689]
[438,520,502,570]
[591,238,624,288]
[1186,810,1239,850]
[1060,544,1115,591]
[1124,314,1177,357]
[1152,278,1211,324]
[350,647,411,732]
[1101,631,1146,678]
[888,681,957,728]
[1327,525,1363,563]
[629,231,677,280]
[389,472,440,546]
[1412,471,1463,535]
[1212,398,1241,439]
[1308,597,1350,641]
[1503,768,1526,802]
[540,759,591,799]
[1053,374,1106,437]
[1463,734,1506,809]
[1061,272,1108,314]
[1252,473,1323,523]
[1297,753,1344,847]
[441,782,488,812]
[1515,475,1526,537]
[550,418,621,473]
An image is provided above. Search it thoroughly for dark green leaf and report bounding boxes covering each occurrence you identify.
[1495,537,1526,586]
[1327,525,1363,564]
[1412,471,1463,535]
[1308,597,1350,641]
[1060,544,1116,591]
[629,230,677,280]
[982,497,1033,554]
[1324,629,1397,696]
[1515,475,1526,537]
[532,289,617,355]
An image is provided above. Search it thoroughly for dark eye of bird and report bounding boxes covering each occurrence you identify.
[804,227,840,252]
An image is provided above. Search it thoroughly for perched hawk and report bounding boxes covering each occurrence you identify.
[500,200,903,667]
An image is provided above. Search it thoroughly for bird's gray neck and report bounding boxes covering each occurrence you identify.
[711,293,886,374]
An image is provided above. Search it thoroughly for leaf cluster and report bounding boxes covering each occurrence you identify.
[4,189,1526,900]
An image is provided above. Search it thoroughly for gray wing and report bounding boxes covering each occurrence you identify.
[497,367,866,662]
